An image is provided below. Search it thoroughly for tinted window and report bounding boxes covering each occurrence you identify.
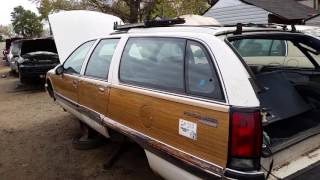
[270,40,286,56]
[85,39,119,79]
[120,38,185,91]
[186,41,223,99]
[235,39,285,57]
[63,40,95,74]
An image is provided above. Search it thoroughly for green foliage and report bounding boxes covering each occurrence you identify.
[31,0,210,23]
[11,6,43,37]
[152,0,209,19]
[0,25,14,38]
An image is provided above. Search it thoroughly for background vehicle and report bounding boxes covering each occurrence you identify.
[46,18,320,180]
[8,40,22,73]
[13,38,59,83]
[3,37,22,62]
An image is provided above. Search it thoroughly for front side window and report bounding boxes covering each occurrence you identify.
[120,38,185,91]
[186,41,223,99]
[63,40,95,74]
[85,39,119,79]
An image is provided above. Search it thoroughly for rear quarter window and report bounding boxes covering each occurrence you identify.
[119,37,225,102]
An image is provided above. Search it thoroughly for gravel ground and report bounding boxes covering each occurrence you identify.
[0,62,162,180]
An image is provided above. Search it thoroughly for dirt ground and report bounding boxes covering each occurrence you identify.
[0,61,162,180]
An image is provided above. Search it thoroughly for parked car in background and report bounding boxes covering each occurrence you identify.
[3,37,23,62]
[8,40,22,73]
[45,18,320,180]
[14,38,59,83]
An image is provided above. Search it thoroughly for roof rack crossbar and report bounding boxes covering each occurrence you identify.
[114,18,186,31]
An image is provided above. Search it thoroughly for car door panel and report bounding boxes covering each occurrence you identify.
[78,39,120,117]
[78,78,110,115]
[51,74,80,103]
[108,87,229,168]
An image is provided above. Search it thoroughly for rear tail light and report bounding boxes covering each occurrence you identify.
[228,109,262,171]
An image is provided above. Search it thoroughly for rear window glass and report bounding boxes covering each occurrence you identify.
[186,41,223,99]
[119,37,185,92]
[119,37,225,101]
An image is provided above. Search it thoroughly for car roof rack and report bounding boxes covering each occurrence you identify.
[229,23,297,35]
[114,18,186,31]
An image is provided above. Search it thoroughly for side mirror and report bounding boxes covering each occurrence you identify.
[55,65,64,75]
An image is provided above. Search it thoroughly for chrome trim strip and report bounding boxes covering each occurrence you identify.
[113,84,230,112]
[224,168,264,176]
[54,92,225,177]
[55,96,109,138]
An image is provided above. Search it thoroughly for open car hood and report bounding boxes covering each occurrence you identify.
[48,10,123,63]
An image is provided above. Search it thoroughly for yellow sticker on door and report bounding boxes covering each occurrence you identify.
[179,119,197,140]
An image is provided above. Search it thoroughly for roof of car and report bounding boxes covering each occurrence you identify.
[115,25,298,37]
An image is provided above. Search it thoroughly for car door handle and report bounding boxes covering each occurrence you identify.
[98,87,105,92]
[72,80,78,88]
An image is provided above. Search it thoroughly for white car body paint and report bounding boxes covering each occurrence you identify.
[49,24,320,178]
[48,10,123,63]
[145,150,204,180]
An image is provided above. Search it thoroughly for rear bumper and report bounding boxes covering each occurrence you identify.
[224,168,265,180]
[19,64,58,77]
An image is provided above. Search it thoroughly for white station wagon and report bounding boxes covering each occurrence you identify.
[46,13,320,180]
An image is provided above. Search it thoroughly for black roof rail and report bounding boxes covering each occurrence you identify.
[114,18,186,31]
[224,23,297,35]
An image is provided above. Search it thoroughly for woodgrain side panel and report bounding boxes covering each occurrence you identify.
[78,79,110,115]
[50,74,79,102]
[108,87,230,167]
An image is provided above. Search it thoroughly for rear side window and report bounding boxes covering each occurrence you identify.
[119,37,224,101]
[64,40,95,74]
[120,38,185,91]
[186,41,223,99]
[85,39,119,79]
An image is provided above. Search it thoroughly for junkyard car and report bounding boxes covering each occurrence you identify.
[46,21,320,180]
[2,37,22,62]
[12,38,59,83]
[8,40,22,73]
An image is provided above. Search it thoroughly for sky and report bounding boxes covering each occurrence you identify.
[0,0,38,26]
